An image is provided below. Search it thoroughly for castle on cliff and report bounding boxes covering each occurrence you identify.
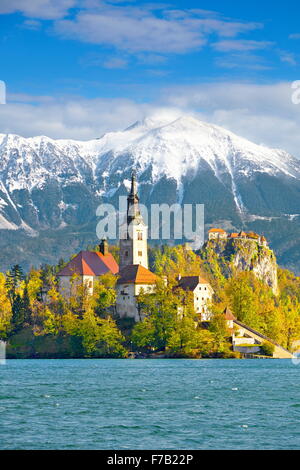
[208,228,267,247]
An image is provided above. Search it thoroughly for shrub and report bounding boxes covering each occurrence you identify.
[260,341,275,356]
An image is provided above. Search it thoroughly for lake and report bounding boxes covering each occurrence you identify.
[1,359,300,449]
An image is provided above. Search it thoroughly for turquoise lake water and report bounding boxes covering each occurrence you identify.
[1,359,300,450]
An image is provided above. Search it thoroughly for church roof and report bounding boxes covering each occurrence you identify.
[223,307,236,320]
[57,251,119,277]
[177,275,211,292]
[117,265,158,285]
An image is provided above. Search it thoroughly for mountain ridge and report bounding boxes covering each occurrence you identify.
[0,114,299,272]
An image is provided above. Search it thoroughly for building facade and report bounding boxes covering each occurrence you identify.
[208,228,227,241]
[116,265,158,322]
[177,275,214,321]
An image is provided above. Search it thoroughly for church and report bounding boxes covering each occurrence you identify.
[57,171,214,323]
[116,171,158,322]
[116,171,213,322]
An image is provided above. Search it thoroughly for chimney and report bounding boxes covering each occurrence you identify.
[99,239,109,256]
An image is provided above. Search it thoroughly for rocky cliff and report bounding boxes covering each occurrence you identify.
[200,238,278,295]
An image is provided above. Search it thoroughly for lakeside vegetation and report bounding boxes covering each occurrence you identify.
[1,244,300,358]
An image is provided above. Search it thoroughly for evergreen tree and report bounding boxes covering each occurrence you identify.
[22,284,32,325]
[11,293,25,334]
[5,264,24,306]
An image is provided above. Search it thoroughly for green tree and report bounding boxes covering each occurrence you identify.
[226,273,259,328]
[0,273,12,339]
[10,293,24,334]
[5,264,24,306]
[209,313,230,352]
[132,281,180,351]
[22,284,32,325]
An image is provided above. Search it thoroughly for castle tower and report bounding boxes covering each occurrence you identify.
[119,171,148,270]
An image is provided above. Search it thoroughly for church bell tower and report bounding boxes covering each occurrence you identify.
[119,171,148,270]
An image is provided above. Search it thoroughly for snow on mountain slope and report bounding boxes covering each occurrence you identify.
[0,114,299,235]
[0,114,299,193]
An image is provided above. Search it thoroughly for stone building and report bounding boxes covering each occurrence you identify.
[57,239,119,297]
[116,265,158,322]
[208,228,227,241]
[176,275,214,321]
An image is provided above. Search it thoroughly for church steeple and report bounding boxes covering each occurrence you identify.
[127,170,141,224]
[129,170,138,200]
[119,169,148,270]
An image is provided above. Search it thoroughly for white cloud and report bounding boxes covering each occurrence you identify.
[215,53,272,70]
[0,0,76,19]
[212,39,273,52]
[55,12,206,53]
[289,33,300,39]
[1,82,300,159]
[53,6,262,54]
[279,51,297,66]
[0,96,153,139]
[0,2,264,58]
[163,82,300,157]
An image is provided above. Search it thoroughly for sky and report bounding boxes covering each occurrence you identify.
[0,0,300,155]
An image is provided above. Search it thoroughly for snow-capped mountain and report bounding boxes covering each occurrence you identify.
[0,115,300,271]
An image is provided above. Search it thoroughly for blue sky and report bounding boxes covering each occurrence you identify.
[0,0,300,155]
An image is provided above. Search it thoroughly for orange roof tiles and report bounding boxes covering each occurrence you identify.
[209,228,226,233]
[117,265,158,285]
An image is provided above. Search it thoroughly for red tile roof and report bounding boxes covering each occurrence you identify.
[117,265,158,285]
[57,251,119,277]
